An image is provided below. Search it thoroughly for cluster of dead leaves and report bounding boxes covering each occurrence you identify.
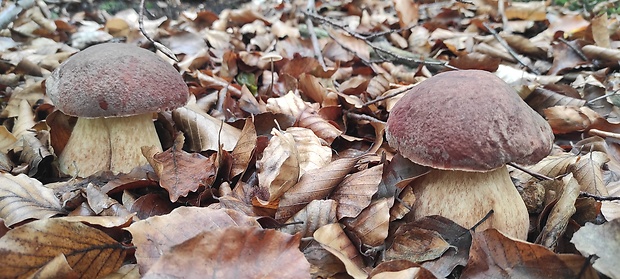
[0,0,620,278]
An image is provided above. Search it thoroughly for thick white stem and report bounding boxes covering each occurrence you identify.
[58,114,162,177]
[408,166,529,240]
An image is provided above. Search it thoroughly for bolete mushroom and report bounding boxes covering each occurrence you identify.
[386,70,553,240]
[46,43,189,177]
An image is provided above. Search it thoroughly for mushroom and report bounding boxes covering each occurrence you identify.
[46,43,189,177]
[386,70,553,240]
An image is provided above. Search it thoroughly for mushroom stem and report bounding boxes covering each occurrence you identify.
[407,166,529,240]
[58,113,162,177]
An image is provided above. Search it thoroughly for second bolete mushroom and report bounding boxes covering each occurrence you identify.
[386,70,553,240]
[46,43,189,177]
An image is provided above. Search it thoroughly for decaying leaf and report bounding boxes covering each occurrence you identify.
[314,223,367,279]
[256,128,300,203]
[386,227,452,263]
[462,229,597,279]
[331,164,382,219]
[276,156,361,222]
[126,207,260,274]
[571,219,620,279]
[536,174,579,250]
[142,133,217,202]
[0,219,126,278]
[143,227,310,279]
[0,173,64,226]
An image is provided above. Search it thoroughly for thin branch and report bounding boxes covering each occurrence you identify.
[304,11,457,70]
[362,84,414,107]
[557,37,589,61]
[138,0,178,61]
[304,0,326,70]
[508,162,554,181]
[482,22,540,75]
[579,192,620,201]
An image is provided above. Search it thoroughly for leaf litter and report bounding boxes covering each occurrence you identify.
[0,0,620,277]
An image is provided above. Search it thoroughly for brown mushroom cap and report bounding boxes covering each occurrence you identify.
[386,70,553,172]
[46,43,189,118]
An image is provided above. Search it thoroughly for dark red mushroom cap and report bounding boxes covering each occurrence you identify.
[46,43,189,118]
[386,70,554,172]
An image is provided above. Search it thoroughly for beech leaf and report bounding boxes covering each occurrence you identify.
[0,173,63,226]
[0,219,126,278]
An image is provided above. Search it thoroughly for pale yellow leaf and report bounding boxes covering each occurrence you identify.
[286,127,332,177]
[257,129,300,203]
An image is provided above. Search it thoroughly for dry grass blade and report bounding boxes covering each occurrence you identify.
[0,173,63,226]
[331,164,382,219]
[276,156,361,222]
[0,219,126,278]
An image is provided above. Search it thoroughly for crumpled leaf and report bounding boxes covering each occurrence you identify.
[172,104,241,152]
[230,118,257,178]
[331,164,382,219]
[142,133,217,202]
[0,219,126,278]
[276,156,360,222]
[462,229,598,279]
[536,174,579,250]
[342,198,390,247]
[0,173,63,226]
[571,219,620,279]
[314,223,367,279]
[256,128,299,203]
[287,127,332,177]
[126,207,260,274]
[568,151,609,196]
[143,227,310,279]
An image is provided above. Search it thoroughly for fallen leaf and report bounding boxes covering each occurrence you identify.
[331,164,382,219]
[571,219,620,279]
[462,229,596,279]
[342,198,390,247]
[256,128,299,203]
[0,219,126,278]
[230,118,257,178]
[143,133,217,202]
[126,207,260,274]
[0,173,63,226]
[143,227,310,279]
[314,223,367,279]
[536,174,579,250]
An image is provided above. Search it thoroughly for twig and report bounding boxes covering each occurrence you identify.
[138,0,178,62]
[345,111,386,124]
[482,22,540,75]
[557,37,589,61]
[304,0,326,70]
[508,162,554,181]
[304,11,457,70]
[588,128,620,140]
[470,210,494,232]
[579,192,620,201]
[362,84,414,107]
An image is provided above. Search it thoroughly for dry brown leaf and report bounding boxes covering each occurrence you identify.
[343,198,390,247]
[591,14,610,48]
[601,181,620,221]
[331,164,382,219]
[386,227,452,263]
[126,207,260,274]
[265,91,307,119]
[569,151,609,195]
[394,0,419,28]
[287,127,332,176]
[511,153,578,184]
[143,227,310,279]
[256,128,299,203]
[230,118,257,178]
[526,87,586,114]
[0,219,126,278]
[462,229,597,279]
[0,126,17,153]
[101,264,140,279]
[544,106,598,134]
[85,184,132,217]
[298,106,343,144]
[329,30,370,62]
[536,174,579,250]
[143,133,217,202]
[278,200,341,277]
[0,173,63,226]
[571,219,620,279]
[298,73,327,104]
[13,99,36,140]
[582,45,620,62]
[314,223,367,279]
[30,253,80,279]
[504,1,546,21]
[172,104,241,152]
[366,74,394,99]
[59,215,134,229]
[369,260,436,279]
[0,81,45,119]
[378,153,429,200]
[276,156,361,222]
